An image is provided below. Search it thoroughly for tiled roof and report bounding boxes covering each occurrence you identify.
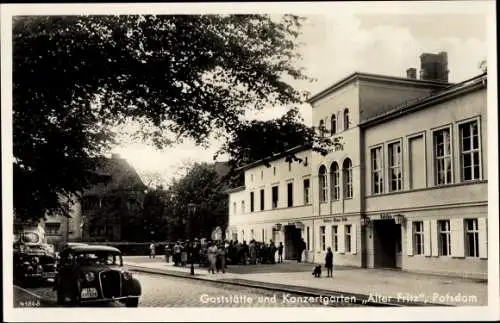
[83,157,146,196]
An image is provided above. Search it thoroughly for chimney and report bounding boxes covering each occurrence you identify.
[406,68,417,79]
[419,51,449,82]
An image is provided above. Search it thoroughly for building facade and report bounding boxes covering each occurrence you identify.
[228,53,488,279]
[43,154,146,247]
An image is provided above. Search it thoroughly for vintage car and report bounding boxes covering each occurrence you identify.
[14,244,58,284]
[54,245,141,307]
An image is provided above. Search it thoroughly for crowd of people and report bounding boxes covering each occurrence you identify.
[152,238,290,274]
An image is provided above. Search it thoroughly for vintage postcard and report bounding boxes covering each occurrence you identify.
[1,1,498,322]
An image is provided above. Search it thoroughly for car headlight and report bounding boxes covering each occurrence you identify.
[84,272,96,282]
[122,271,132,280]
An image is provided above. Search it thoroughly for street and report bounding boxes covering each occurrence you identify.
[14,272,363,308]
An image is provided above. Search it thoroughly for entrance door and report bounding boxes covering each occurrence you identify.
[373,220,398,268]
[284,225,301,260]
[395,224,402,268]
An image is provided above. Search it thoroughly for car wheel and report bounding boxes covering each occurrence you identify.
[125,298,139,307]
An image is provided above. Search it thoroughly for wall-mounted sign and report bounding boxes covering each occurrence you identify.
[331,217,349,222]
[323,218,332,223]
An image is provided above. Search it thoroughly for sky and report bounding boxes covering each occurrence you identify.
[111,4,490,187]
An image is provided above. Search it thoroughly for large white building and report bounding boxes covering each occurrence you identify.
[228,53,488,279]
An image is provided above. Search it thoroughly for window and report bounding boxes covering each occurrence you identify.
[262,229,265,242]
[371,147,384,194]
[304,157,308,166]
[251,229,255,240]
[287,182,293,207]
[273,167,276,176]
[465,219,479,257]
[320,226,326,251]
[260,189,265,210]
[271,186,279,209]
[242,230,245,241]
[306,226,310,250]
[459,120,481,181]
[45,223,61,235]
[332,225,338,252]
[434,128,452,185]
[330,162,340,200]
[319,165,328,202]
[345,225,352,253]
[331,114,337,135]
[251,174,254,182]
[288,162,292,172]
[413,221,424,255]
[261,170,263,180]
[319,120,326,138]
[388,142,402,191]
[250,192,255,212]
[343,159,353,199]
[303,179,310,204]
[344,108,349,130]
[241,201,245,214]
[438,220,451,256]
[233,202,237,215]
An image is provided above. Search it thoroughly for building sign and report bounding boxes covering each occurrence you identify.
[326,217,348,222]
[380,213,394,220]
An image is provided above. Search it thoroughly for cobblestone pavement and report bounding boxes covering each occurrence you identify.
[15,272,363,308]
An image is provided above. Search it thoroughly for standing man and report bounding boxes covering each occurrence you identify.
[277,242,284,263]
[297,238,306,263]
[149,242,156,259]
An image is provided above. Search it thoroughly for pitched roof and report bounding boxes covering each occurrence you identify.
[84,156,146,196]
[307,72,451,104]
[360,72,487,127]
[235,144,310,172]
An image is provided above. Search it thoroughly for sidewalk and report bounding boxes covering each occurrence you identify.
[123,256,488,306]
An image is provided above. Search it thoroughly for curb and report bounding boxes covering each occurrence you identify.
[126,265,452,307]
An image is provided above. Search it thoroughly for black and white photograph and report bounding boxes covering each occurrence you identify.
[2,1,498,322]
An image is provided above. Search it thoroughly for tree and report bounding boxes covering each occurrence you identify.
[13,15,329,222]
[164,163,229,240]
[216,108,343,175]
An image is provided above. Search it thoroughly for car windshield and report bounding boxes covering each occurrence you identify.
[74,251,122,266]
[22,232,40,243]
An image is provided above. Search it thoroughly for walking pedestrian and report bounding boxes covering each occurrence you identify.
[149,242,156,259]
[216,243,226,273]
[277,242,284,263]
[173,241,182,266]
[207,242,218,274]
[325,247,333,277]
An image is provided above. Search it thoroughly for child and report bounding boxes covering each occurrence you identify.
[325,247,333,277]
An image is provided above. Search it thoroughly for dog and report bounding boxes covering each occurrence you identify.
[312,264,322,278]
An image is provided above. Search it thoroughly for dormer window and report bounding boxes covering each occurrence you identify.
[344,109,350,130]
[331,114,337,135]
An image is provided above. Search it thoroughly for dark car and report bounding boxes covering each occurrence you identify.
[14,244,57,285]
[54,245,141,307]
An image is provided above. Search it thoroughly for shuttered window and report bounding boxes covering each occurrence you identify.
[438,220,451,256]
[413,221,424,255]
[465,219,479,257]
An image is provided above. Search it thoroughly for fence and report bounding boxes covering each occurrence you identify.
[67,241,169,256]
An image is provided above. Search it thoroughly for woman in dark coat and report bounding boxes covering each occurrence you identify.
[325,247,334,277]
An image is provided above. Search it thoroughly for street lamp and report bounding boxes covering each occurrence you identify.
[187,202,197,276]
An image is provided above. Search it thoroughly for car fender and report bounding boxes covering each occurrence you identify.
[127,278,141,296]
